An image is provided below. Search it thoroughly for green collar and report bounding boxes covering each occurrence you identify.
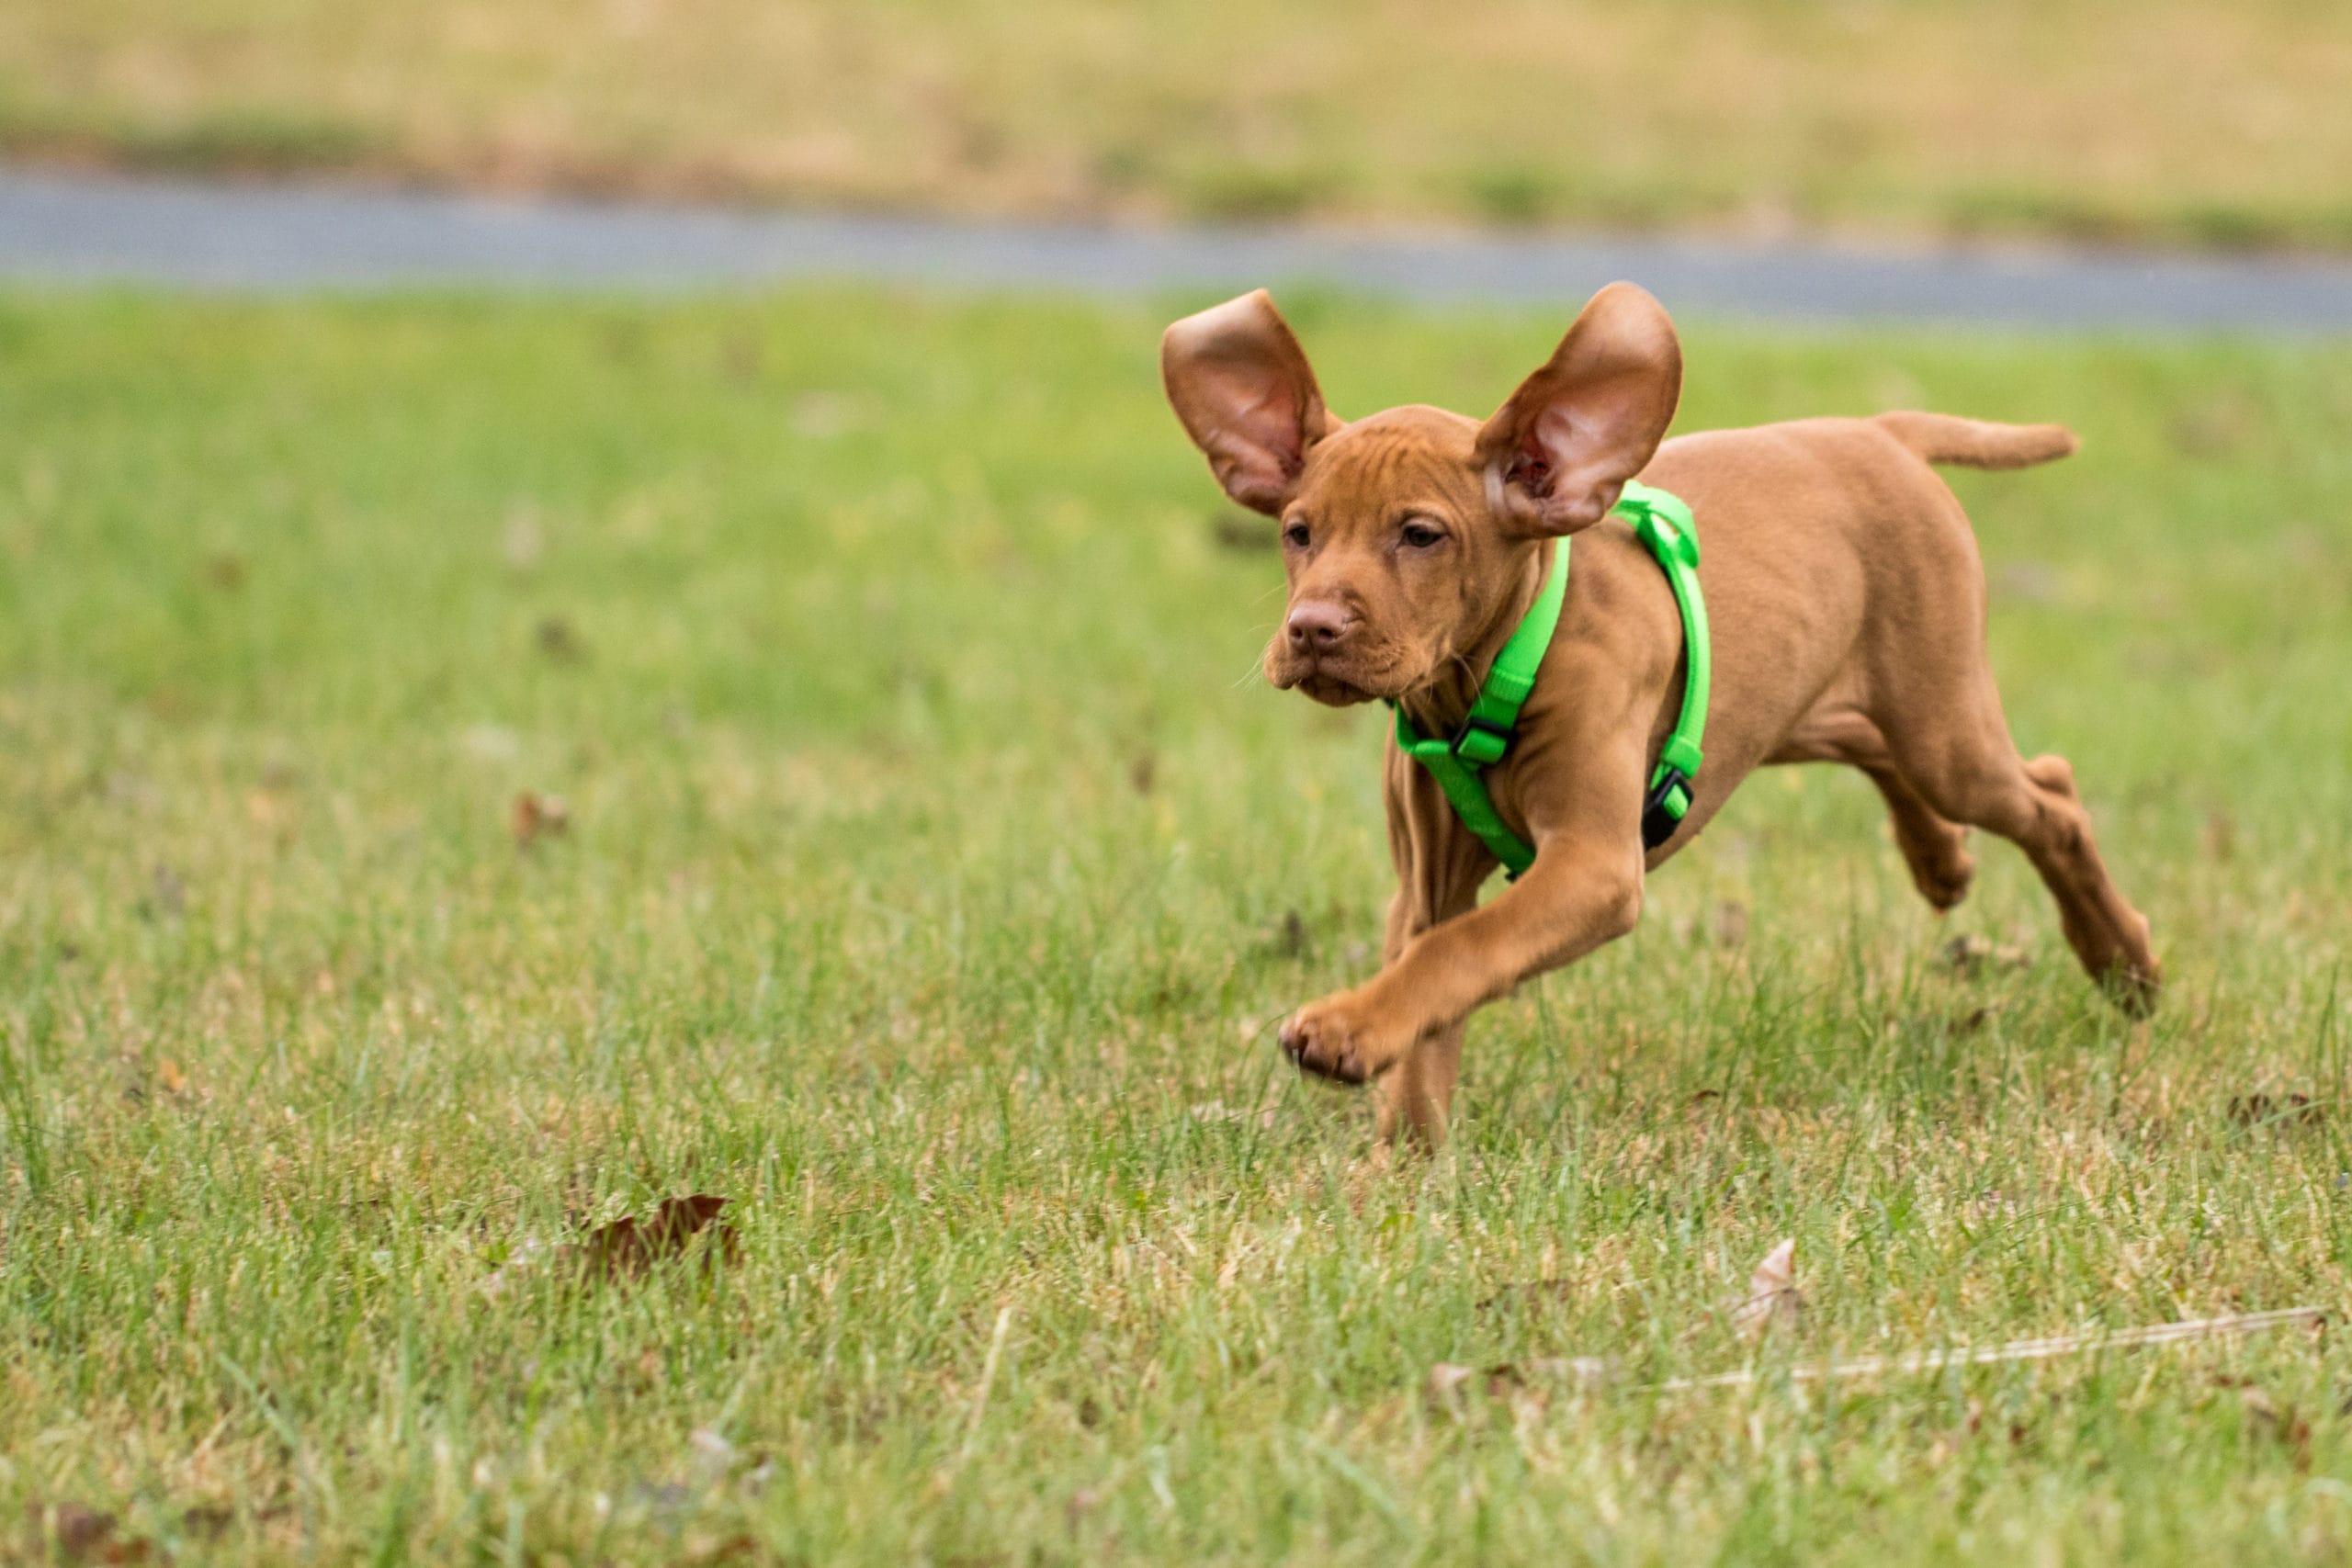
[1391,480,1709,878]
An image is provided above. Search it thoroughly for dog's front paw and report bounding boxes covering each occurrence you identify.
[1279,991,1409,1085]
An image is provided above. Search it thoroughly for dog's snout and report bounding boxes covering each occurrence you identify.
[1284,600,1351,653]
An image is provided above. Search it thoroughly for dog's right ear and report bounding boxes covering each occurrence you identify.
[1476,283,1682,537]
[1160,290,1340,516]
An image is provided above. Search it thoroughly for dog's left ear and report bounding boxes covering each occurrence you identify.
[1476,283,1682,536]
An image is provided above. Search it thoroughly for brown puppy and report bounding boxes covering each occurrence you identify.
[1162,283,2159,1148]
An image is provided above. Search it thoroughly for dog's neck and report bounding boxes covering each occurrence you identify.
[1396,541,1553,739]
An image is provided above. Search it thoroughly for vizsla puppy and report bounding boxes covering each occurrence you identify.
[1161,283,2159,1148]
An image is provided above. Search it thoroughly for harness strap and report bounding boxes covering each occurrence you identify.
[1391,480,1708,878]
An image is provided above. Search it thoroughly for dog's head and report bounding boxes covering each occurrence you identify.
[1161,284,1682,705]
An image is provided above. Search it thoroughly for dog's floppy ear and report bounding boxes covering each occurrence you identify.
[1161,289,1340,516]
[1476,283,1682,536]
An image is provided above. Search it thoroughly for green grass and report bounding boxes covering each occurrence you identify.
[6,1,2352,251]
[3,287,2351,1563]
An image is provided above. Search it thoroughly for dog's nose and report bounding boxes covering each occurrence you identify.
[1284,600,1351,653]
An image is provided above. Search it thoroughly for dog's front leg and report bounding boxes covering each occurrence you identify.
[1370,887,1473,1151]
[1283,829,1646,1089]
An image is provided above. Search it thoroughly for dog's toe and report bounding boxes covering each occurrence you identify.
[1280,1012,1367,1084]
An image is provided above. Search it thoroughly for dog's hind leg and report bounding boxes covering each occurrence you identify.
[1771,709,1974,912]
[1874,686,2159,1014]
[1861,759,1975,913]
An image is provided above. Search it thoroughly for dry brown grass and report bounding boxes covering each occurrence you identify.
[2,0,2348,247]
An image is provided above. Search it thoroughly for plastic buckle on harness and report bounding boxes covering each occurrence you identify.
[1640,766,1691,851]
[1451,713,1513,767]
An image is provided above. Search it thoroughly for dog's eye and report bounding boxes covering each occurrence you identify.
[1282,521,1311,548]
[1399,520,1445,548]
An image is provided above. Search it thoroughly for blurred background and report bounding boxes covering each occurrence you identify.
[5,6,2352,1562]
[5,0,2348,249]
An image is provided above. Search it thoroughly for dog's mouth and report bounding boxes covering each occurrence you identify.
[1264,644,1419,706]
[1293,671,1378,706]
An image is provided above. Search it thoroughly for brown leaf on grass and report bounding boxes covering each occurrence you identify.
[1425,1360,1535,1405]
[2240,1386,2314,1468]
[1476,1278,1572,1311]
[1939,934,2029,977]
[1731,1238,1804,1343]
[178,1506,236,1540]
[23,1504,148,1563]
[579,1194,738,1281]
[511,792,571,846]
[156,1058,187,1096]
[2229,1093,2324,1128]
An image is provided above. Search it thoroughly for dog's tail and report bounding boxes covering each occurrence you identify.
[1873,411,2079,469]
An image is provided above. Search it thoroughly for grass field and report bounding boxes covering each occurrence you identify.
[5,0,2352,250]
[3,285,2351,1562]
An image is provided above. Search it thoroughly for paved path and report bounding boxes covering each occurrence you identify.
[6,169,2351,331]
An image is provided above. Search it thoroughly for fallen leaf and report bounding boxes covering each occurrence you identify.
[578,1194,737,1282]
[1475,1278,1570,1311]
[179,1506,236,1540]
[1939,934,2029,977]
[511,792,571,846]
[156,1058,187,1096]
[1479,1362,1529,1399]
[1731,1238,1804,1343]
[1951,1003,2003,1035]
[23,1504,147,1563]
[2241,1386,2313,1466]
[2229,1093,2324,1128]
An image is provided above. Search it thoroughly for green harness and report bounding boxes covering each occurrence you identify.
[1391,480,1710,878]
